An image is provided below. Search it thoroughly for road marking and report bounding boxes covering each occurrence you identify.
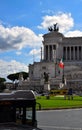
[38,125,82,130]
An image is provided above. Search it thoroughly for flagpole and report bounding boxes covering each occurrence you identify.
[63,65,64,76]
[55,60,56,78]
[62,61,64,84]
[53,49,56,78]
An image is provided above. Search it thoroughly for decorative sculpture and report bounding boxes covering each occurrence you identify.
[44,72,49,83]
[48,23,59,32]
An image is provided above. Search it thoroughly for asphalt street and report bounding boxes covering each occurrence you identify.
[37,108,82,130]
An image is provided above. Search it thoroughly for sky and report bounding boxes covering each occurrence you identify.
[0,0,82,81]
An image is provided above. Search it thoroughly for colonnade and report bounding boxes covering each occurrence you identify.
[44,45,82,61]
[44,45,56,61]
[63,46,82,61]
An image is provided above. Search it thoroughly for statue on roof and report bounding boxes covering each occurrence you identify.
[48,23,59,32]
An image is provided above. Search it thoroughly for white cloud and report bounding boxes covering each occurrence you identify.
[38,12,74,33]
[0,59,28,80]
[16,51,22,55]
[29,48,40,55]
[38,12,82,37]
[0,24,42,52]
[29,48,41,60]
[1,12,82,80]
[65,30,82,37]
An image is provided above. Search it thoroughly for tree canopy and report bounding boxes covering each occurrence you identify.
[0,77,6,83]
[0,77,6,91]
[7,72,29,82]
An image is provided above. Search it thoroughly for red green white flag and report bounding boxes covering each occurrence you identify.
[59,59,64,69]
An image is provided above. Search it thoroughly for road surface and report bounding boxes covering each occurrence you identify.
[37,108,82,130]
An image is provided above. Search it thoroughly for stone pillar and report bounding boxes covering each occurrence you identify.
[66,47,67,61]
[48,45,50,61]
[67,47,69,60]
[52,45,54,61]
[79,46,81,60]
[81,46,82,60]
[77,46,79,60]
[46,45,48,60]
[73,46,75,60]
[70,47,71,61]
[75,46,77,60]
[71,46,73,60]
[52,46,56,62]
[49,45,52,61]
[44,45,46,60]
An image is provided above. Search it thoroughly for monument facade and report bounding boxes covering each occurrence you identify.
[29,25,82,91]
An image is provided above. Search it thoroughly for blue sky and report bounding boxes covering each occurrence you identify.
[0,0,82,81]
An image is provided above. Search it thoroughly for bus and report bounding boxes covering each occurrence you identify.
[0,90,41,130]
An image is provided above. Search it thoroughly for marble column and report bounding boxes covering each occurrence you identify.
[70,47,71,61]
[66,47,67,61]
[46,45,48,60]
[48,45,50,61]
[73,46,75,60]
[52,46,56,62]
[67,47,69,60]
[77,46,79,60]
[44,45,46,60]
[81,46,82,60]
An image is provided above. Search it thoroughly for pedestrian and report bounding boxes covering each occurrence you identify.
[68,88,73,100]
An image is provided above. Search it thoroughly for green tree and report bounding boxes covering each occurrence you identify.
[0,77,6,83]
[0,77,6,92]
[7,73,16,82]
[20,72,29,80]
[7,72,29,81]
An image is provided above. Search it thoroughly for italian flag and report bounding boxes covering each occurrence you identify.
[59,59,64,69]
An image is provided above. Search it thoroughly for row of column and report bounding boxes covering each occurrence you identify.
[63,46,82,61]
[44,45,82,61]
[44,45,56,61]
